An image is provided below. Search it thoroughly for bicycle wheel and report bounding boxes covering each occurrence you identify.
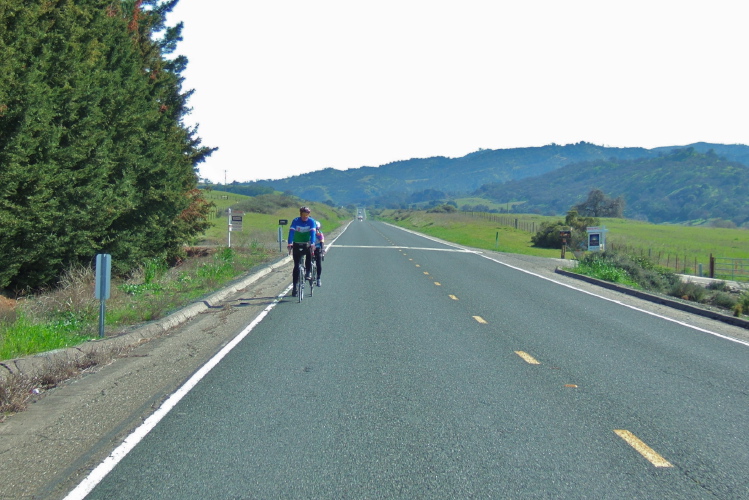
[308,262,316,296]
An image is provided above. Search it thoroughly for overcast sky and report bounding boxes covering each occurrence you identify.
[168,0,749,185]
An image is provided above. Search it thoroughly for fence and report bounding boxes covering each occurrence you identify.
[710,255,749,281]
[465,212,538,233]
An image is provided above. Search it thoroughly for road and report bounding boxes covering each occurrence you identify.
[69,220,748,498]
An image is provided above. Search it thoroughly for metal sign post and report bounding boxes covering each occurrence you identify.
[94,254,111,338]
[278,219,288,252]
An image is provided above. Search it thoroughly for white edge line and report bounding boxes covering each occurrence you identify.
[63,288,292,500]
[383,221,749,347]
[477,252,749,347]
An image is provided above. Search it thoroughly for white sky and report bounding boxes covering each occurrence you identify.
[168,0,749,184]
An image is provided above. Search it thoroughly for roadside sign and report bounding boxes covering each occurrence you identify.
[586,225,608,252]
[278,219,288,225]
[230,213,243,231]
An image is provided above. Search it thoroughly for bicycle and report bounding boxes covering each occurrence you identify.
[290,244,314,302]
[308,250,318,294]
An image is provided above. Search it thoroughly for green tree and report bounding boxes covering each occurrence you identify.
[573,189,625,217]
[0,0,215,290]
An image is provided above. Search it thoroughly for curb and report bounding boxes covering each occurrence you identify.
[0,255,293,381]
[554,267,749,330]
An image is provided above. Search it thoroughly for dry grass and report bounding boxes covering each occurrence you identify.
[0,345,126,421]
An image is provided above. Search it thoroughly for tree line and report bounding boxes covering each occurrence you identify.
[0,0,215,291]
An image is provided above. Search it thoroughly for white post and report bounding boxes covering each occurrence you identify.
[227,208,232,248]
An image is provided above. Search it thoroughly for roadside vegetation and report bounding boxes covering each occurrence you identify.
[0,193,348,418]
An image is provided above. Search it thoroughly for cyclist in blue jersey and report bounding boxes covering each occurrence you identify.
[287,206,317,297]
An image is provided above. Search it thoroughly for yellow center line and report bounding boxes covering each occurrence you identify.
[415,264,420,267]
[423,271,429,275]
[434,282,441,286]
[473,316,487,324]
[614,430,673,468]
[515,351,541,365]
[449,295,459,300]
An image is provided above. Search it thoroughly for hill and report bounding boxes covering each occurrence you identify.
[247,142,749,209]
[475,148,749,225]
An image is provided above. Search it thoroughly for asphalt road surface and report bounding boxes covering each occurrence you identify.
[71,220,749,499]
[3,220,748,499]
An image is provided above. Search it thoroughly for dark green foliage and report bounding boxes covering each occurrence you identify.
[476,148,749,225]
[0,0,215,290]
[531,209,598,250]
[573,189,624,217]
[426,204,457,213]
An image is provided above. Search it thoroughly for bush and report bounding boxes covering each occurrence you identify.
[712,292,738,309]
[576,250,679,292]
[669,282,707,302]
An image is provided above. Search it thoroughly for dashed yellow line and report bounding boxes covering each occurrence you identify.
[473,316,487,324]
[434,282,441,286]
[449,295,459,300]
[515,351,540,365]
[614,430,673,467]
[423,271,429,275]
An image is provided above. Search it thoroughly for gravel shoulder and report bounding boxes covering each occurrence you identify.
[1,241,748,499]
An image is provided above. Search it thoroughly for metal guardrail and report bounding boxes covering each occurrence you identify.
[710,255,749,282]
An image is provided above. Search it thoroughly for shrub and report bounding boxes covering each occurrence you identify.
[669,282,706,302]
[712,292,738,309]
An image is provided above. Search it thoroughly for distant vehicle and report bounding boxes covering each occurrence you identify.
[357,215,363,221]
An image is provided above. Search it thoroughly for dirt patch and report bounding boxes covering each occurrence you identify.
[0,295,17,311]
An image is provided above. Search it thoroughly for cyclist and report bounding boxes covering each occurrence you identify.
[287,206,317,297]
[313,221,325,287]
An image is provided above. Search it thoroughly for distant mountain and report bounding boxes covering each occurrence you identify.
[475,147,749,225]
[249,142,749,209]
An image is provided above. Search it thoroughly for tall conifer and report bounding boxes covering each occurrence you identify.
[0,0,215,290]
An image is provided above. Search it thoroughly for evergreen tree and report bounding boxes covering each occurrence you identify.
[0,0,215,290]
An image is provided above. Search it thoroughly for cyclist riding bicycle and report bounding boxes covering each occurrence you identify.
[287,206,317,297]
[313,221,325,287]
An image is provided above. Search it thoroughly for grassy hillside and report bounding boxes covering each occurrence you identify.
[199,190,350,247]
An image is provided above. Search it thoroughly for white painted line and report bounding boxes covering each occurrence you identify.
[477,253,749,348]
[63,288,291,500]
[331,244,470,252]
[384,221,749,347]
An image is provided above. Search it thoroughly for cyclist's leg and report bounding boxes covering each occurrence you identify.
[315,248,322,286]
[298,261,305,301]
[292,243,302,294]
[304,244,313,278]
